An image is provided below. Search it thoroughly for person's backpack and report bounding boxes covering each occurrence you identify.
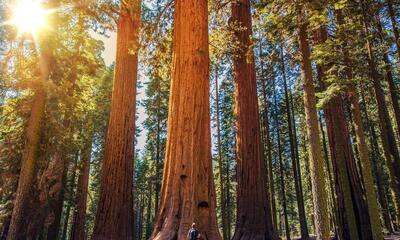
[190,229,199,240]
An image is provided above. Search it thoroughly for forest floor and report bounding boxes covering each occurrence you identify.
[385,233,400,240]
[293,233,400,240]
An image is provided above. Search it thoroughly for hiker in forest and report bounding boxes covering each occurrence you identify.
[188,223,200,240]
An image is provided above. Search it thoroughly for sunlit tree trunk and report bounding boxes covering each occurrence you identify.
[360,87,395,233]
[8,87,46,240]
[360,0,400,224]
[330,10,382,239]
[315,24,373,240]
[150,0,221,239]
[297,20,330,239]
[8,28,55,239]
[92,2,140,239]
[375,16,400,141]
[318,114,338,235]
[231,1,277,239]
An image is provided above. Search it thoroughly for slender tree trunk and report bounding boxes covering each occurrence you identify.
[150,0,221,239]
[231,1,277,239]
[361,0,400,224]
[8,48,49,240]
[45,159,68,240]
[154,66,162,213]
[360,87,396,233]
[145,186,153,239]
[70,132,93,240]
[61,152,80,240]
[155,108,161,214]
[273,82,290,240]
[215,66,229,240]
[347,88,382,239]
[375,16,400,140]
[288,80,307,237]
[260,45,277,229]
[318,114,338,235]
[280,47,309,240]
[298,20,330,240]
[225,158,232,240]
[92,2,140,239]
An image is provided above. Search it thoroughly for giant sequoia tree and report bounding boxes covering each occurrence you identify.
[4,0,400,239]
[92,1,141,239]
[231,1,277,239]
[150,0,221,239]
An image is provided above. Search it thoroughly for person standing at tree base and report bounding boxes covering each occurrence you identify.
[188,223,201,240]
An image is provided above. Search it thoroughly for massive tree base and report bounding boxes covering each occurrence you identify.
[232,230,277,240]
[150,0,221,239]
[152,224,221,240]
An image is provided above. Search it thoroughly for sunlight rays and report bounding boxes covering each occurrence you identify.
[2,0,56,40]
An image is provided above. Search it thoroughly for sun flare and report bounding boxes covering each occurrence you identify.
[9,0,50,37]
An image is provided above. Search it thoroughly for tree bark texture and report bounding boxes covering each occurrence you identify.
[92,2,140,239]
[361,2,400,224]
[8,88,46,240]
[231,1,278,239]
[298,22,330,240]
[150,0,221,239]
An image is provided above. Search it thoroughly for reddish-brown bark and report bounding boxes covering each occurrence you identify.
[314,25,373,240]
[231,1,277,239]
[150,0,221,239]
[92,2,140,239]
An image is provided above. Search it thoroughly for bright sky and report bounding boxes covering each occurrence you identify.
[91,31,147,152]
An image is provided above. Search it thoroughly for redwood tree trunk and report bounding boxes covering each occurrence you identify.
[231,1,277,239]
[314,25,372,240]
[298,21,330,240]
[150,0,221,239]
[92,2,140,239]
